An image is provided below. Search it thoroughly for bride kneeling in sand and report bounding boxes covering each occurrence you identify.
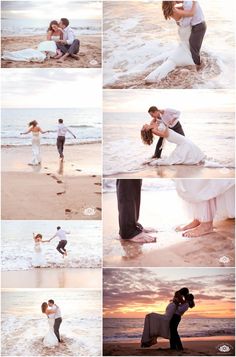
[2,20,63,63]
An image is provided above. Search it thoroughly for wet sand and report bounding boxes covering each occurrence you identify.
[104,165,234,179]
[2,145,102,220]
[2,268,101,289]
[103,336,235,356]
[1,34,101,68]
[103,192,235,267]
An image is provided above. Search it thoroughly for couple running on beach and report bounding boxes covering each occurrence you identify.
[141,287,195,351]
[2,18,80,63]
[21,118,76,166]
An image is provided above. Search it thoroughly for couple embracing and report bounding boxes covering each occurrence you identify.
[141,287,195,351]
[41,299,62,347]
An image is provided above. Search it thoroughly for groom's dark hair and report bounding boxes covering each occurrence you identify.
[179,287,189,297]
[57,226,61,230]
[48,299,54,304]
[61,18,69,27]
[58,119,63,124]
[148,106,158,113]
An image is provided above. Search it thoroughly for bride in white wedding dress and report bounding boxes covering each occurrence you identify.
[145,1,196,83]
[32,233,50,268]
[2,21,63,63]
[21,120,49,166]
[141,122,205,166]
[41,302,59,348]
[175,179,235,237]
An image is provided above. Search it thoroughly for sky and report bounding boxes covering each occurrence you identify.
[103,268,235,319]
[103,89,235,113]
[2,68,102,108]
[2,1,102,20]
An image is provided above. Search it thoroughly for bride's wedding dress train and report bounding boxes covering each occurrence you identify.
[175,179,235,222]
[145,26,194,83]
[141,302,176,347]
[43,319,58,347]
[150,129,205,166]
[30,133,41,165]
[2,40,57,62]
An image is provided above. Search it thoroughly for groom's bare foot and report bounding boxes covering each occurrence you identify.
[64,251,67,256]
[129,232,156,243]
[175,219,200,232]
[57,53,69,62]
[70,53,80,60]
[182,222,213,237]
[143,227,158,233]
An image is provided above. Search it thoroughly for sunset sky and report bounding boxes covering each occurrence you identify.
[2,1,102,20]
[2,69,102,108]
[103,268,235,319]
[103,89,235,113]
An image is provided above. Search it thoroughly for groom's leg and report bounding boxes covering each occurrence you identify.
[154,137,164,158]
[61,240,67,252]
[56,241,65,255]
[171,121,185,136]
[57,136,65,158]
[189,22,207,65]
[116,179,143,239]
[54,318,62,342]
[68,39,80,55]
[56,43,70,54]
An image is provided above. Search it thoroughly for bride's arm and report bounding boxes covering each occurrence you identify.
[174,1,196,18]
[47,30,52,40]
[20,128,32,135]
[46,309,56,315]
[152,126,169,138]
[39,127,49,134]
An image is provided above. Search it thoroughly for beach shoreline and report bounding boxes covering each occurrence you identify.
[1,34,101,68]
[103,336,235,356]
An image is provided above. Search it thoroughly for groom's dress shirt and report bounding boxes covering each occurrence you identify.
[63,26,76,45]
[181,1,205,27]
[53,305,62,319]
[175,302,189,316]
[160,108,181,128]
[57,123,75,138]
[52,228,70,241]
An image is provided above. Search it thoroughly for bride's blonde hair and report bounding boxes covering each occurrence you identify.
[162,1,175,20]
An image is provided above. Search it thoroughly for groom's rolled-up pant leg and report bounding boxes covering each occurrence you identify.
[57,240,67,255]
[170,314,183,350]
[154,137,164,158]
[68,39,80,55]
[116,179,143,239]
[57,136,65,158]
[171,121,185,136]
[54,317,62,342]
[189,22,207,65]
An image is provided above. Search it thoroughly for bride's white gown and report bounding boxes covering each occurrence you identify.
[30,132,41,165]
[32,241,46,267]
[175,179,235,222]
[150,128,205,166]
[2,40,57,62]
[145,26,194,83]
[43,319,58,347]
[141,302,176,346]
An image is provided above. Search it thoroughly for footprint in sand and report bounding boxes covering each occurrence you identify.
[57,191,66,195]
[94,182,101,186]
[96,207,102,211]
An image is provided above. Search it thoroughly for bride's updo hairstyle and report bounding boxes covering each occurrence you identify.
[41,302,48,313]
[141,127,154,145]
[29,120,38,127]
[162,1,175,20]
[186,293,195,308]
[48,20,59,32]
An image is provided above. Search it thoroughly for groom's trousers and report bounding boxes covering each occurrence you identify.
[116,179,143,239]
[189,22,207,65]
[169,314,183,350]
[54,317,62,342]
[57,39,80,55]
[57,136,66,158]
[57,240,67,255]
[154,121,185,158]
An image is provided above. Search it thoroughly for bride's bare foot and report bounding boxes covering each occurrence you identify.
[129,232,157,243]
[182,222,213,238]
[175,219,200,232]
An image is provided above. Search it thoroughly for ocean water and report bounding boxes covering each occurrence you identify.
[103,1,235,88]
[1,108,102,146]
[1,18,101,36]
[103,317,235,342]
[2,289,102,356]
[103,111,235,176]
[1,221,102,270]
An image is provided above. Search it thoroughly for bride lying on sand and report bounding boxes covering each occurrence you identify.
[2,20,63,63]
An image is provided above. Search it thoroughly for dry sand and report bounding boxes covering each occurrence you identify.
[103,192,235,267]
[2,145,102,220]
[2,268,101,289]
[103,336,235,356]
[1,34,101,68]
